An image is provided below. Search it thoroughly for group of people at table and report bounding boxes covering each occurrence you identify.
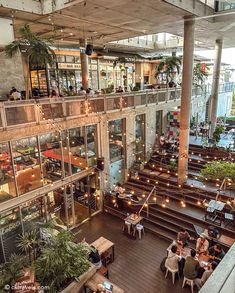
[165,227,225,290]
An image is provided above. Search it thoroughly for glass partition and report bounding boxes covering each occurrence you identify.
[109,119,125,162]
[69,127,86,173]
[39,132,63,182]
[86,125,97,167]
[12,136,42,195]
[5,105,36,126]
[21,198,45,231]
[0,142,16,203]
[135,114,146,162]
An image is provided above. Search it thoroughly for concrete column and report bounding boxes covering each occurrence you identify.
[178,17,195,184]
[79,39,89,89]
[135,62,144,90]
[209,39,223,136]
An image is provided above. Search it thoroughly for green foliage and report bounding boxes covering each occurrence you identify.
[168,159,177,171]
[17,230,39,263]
[201,161,235,185]
[193,63,209,86]
[155,56,181,84]
[0,254,26,289]
[34,231,91,291]
[5,24,55,68]
[213,125,225,144]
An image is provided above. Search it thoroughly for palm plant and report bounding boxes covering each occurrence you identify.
[155,56,181,86]
[17,230,39,263]
[5,24,55,99]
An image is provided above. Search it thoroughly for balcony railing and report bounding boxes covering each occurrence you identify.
[0,83,233,130]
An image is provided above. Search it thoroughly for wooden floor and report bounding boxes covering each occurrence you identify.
[74,212,191,293]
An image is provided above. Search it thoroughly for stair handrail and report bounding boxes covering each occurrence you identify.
[138,186,156,217]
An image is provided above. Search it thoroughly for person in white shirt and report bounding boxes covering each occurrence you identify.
[196,233,209,254]
[165,245,181,271]
[195,261,218,289]
[11,88,21,100]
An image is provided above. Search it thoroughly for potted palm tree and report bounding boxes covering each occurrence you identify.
[155,56,181,87]
[5,24,55,99]
[193,63,209,90]
[17,230,39,264]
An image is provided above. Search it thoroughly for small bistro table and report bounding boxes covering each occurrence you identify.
[91,236,115,265]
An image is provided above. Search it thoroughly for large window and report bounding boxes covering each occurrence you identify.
[69,127,86,173]
[39,132,63,182]
[86,125,97,167]
[12,137,42,195]
[109,119,125,162]
[135,114,145,162]
[0,142,16,203]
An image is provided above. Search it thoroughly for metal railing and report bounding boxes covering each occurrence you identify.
[0,82,233,130]
[0,87,183,130]
[138,186,156,217]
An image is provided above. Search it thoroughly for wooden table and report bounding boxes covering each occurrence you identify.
[91,237,115,265]
[84,272,125,293]
[124,215,143,226]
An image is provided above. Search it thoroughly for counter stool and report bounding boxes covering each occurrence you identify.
[135,224,145,239]
[123,221,131,234]
[165,266,179,284]
[182,277,194,293]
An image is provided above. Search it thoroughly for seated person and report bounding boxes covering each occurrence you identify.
[195,261,218,290]
[196,233,209,255]
[177,228,193,247]
[165,245,181,271]
[183,249,200,280]
[89,246,102,269]
[208,244,225,263]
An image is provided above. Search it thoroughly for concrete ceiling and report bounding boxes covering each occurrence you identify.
[0,0,235,51]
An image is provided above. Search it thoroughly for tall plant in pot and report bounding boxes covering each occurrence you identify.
[155,56,181,87]
[5,25,55,99]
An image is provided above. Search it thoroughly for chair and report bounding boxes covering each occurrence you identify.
[134,224,145,239]
[123,221,131,234]
[182,277,194,293]
[165,266,179,284]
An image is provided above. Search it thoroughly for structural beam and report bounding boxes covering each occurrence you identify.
[208,39,223,137]
[178,16,195,184]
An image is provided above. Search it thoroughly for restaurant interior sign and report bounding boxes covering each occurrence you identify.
[57,63,81,70]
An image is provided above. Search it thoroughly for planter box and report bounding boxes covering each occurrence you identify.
[61,265,96,293]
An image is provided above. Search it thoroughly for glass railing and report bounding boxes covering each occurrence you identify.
[0,83,233,129]
[198,0,215,8]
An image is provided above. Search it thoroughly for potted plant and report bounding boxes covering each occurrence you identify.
[193,63,209,88]
[5,24,55,99]
[17,230,39,264]
[155,56,181,87]
[34,231,92,292]
[213,125,225,145]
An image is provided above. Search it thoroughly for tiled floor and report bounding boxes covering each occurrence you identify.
[74,213,191,293]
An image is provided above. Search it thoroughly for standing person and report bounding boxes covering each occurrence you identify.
[183,249,200,280]
[159,133,166,149]
[113,182,124,209]
[196,233,209,255]
[194,262,218,290]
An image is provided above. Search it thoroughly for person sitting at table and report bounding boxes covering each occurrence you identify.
[113,182,124,209]
[165,245,181,271]
[196,233,209,255]
[89,245,102,269]
[177,227,194,247]
[183,249,200,280]
[194,261,218,290]
[208,244,225,263]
